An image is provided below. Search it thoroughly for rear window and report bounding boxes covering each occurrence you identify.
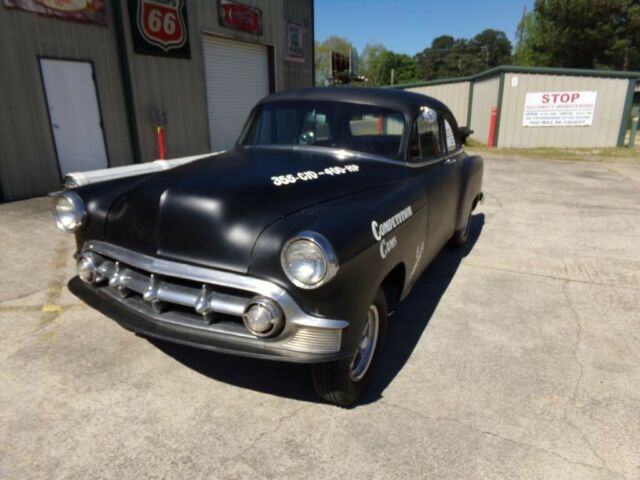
[349,112,405,137]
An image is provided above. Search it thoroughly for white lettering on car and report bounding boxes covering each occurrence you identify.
[371,206,413,241]
[408,241,425,280]
[271,164,359,186]
[379,236,397,259]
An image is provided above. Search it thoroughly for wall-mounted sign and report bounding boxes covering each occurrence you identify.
[3,0,107,25]
[219,0,262,35]
[285,20,304,62]
[523,91,597,127]
[128,0,190,58]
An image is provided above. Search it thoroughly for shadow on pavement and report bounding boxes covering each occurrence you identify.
[149,213,485,406]
[360,213,484,405]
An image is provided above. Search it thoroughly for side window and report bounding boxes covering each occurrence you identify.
[415,108,442,161]
[443,118,459,152]
[408,121,421,160]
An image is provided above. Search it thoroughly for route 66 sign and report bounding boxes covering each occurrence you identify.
[128,0,190,58]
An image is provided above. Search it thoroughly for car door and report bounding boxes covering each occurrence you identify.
[406,107,459,262]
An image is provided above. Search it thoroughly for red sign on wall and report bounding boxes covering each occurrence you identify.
[3,0,107,25]
[218,0,262,35]
[129,0,190,58]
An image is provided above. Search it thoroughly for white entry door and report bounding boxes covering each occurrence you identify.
[203,35,270,151]
[40,59,108,176]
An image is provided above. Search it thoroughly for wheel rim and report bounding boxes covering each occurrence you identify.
[350,304,380,382]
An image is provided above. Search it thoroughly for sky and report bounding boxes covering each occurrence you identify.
[314,0,535,56]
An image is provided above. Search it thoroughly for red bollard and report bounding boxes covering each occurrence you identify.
[376,114,384,134]
[156,125,166,160]
[487,107,498,148]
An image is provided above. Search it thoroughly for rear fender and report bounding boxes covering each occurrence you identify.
[455,154,484,230]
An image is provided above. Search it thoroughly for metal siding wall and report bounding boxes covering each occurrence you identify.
[406,82,470,124]
[0,3,132,201]
[281,0,314,91]
[121,0,314,162]
[498,73,629,148]
[469,76,500,144]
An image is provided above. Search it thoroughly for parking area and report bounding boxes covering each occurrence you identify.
[1,156,639,479]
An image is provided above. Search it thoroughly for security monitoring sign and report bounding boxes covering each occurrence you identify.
[523,91,597,127]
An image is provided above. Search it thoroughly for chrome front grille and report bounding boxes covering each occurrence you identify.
[81,241,349,354]
[97,259,251,322]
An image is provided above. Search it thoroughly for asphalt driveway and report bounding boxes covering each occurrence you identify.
[1,156,639,479]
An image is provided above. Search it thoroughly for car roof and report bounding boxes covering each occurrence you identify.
[258,87,452,119]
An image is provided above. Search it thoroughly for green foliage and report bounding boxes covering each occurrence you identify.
[359,43,390,85]
[513,0,640,70]
[315,27,512,86]
[315,36,356,85]
[360,44,421,85]
[415,30,512,80]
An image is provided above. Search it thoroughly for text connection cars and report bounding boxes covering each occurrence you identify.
[53,88,484,406]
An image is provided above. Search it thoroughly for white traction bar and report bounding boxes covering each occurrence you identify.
[64,152,224,188]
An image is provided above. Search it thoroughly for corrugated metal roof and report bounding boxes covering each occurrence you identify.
[390,65,640,90]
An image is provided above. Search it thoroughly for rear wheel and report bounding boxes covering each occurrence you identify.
[312,289,387,406]
[450,208,472,247]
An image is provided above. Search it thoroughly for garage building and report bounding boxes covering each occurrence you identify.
[0,0,314,202]
[397,66,639,149]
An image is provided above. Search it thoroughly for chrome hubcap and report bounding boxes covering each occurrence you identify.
[350,304,379,381]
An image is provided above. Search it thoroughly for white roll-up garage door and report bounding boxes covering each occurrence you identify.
[203,35,270,151]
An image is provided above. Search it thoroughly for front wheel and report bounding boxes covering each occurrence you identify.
[312,289,388,407]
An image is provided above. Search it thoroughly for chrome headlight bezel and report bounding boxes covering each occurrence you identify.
[280,231,339,289]
[52,191,87,233]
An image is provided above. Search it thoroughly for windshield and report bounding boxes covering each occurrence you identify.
[238,100,406,158]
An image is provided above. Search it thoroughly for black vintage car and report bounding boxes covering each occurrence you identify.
[53,88,483,406]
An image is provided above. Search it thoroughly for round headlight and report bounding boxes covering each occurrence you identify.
[280,232,339,289]
[52,191,86,233]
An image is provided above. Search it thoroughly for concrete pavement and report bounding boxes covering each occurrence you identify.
[1,156,639,479]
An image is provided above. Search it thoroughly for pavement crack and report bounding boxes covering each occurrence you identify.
[486,191,503,208]
[560,281,621,477]
[0,288,46,306]
[379,400,627,479]
[222,404,309,467]
[465,263,640,290]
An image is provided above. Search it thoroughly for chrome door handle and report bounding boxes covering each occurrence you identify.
[444,157,456,165]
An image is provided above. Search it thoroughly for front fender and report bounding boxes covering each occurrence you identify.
[71,173,152,251]
[249,180,428,352]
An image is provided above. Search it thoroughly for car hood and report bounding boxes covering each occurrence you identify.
[103,146,407,273]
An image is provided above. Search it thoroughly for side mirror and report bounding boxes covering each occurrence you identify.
[459,127,474,145]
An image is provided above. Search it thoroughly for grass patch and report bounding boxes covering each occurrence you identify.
[464,138,640,163]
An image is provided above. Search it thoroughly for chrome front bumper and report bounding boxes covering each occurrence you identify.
[72,241,350,363]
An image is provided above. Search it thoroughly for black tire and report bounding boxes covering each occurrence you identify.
[312,289,387,407]
[450,208,472,248]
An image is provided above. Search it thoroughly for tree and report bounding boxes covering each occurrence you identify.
[514,0,640,70]
[360,43,390,85]
[416,31,512,80]
[415,35,456,79]
[513,9,543,66]
[360,44,421,85]
[314,36,356,85]
[469,29,513,71]
[387,53,421,84]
